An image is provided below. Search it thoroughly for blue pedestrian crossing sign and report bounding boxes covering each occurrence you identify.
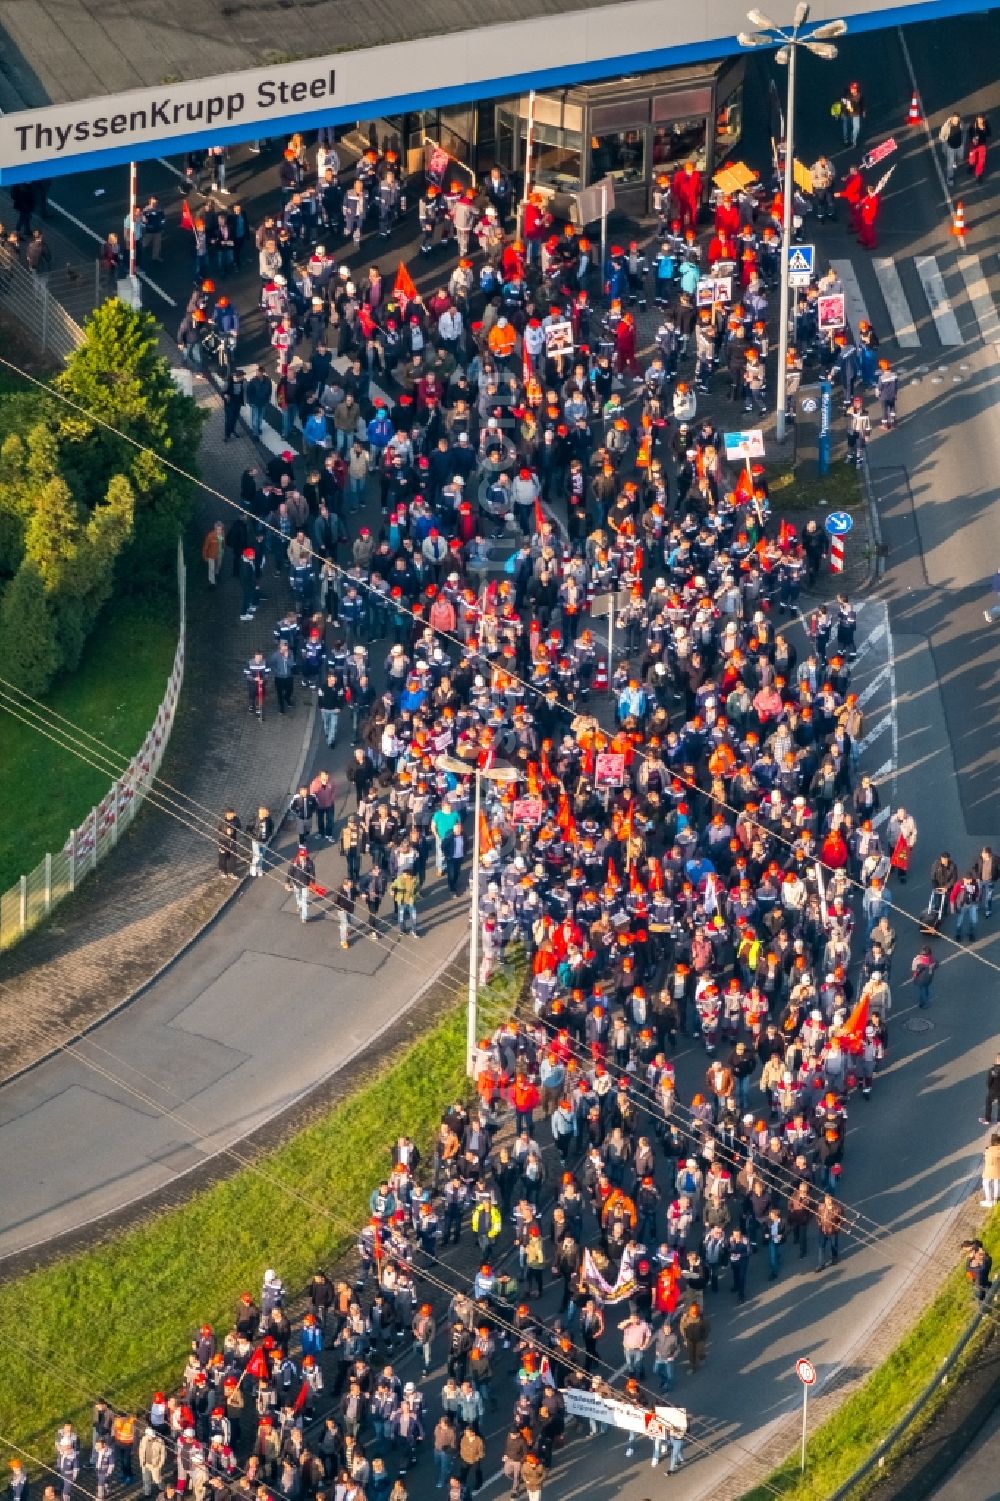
[786,244,815,286]
[825,510,854,536]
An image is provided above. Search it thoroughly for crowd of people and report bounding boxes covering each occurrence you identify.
[16,84,997,1501]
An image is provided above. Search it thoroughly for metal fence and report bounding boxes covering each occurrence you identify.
[0,543,187,953]
[0,243,93,359]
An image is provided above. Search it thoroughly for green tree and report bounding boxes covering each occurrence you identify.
[0,560,59,693]
[55,301,204,587]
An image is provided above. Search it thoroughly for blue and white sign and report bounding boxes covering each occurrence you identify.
[723,429,766,461]
[787,244,815,287]
[825,510,855,536]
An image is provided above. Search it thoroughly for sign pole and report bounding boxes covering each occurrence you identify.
[519,89,536,239]
[467,769,481,1078]
[600,181,608,304]
[800,1383,808,1473]
[607,592,615,693]
[128,159,138,280]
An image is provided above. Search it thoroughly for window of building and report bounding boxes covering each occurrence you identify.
[522,120,582,190]
[650,117,708,173]
[590,127,646,185]
[715,82,744,158]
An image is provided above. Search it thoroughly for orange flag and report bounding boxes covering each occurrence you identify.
[556,793,573,834]
[478,809,494,854]
[839,994,870,1055]
[394,260,417,305]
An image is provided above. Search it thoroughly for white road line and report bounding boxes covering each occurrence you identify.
[915,256,963,345]
[852,621,887,667]
[831,259,872,337]
[858,712,893,755]
[873,260,921,348]
[48,198,177,307]
[156,157,189,182]
[957,255,1000,343]
[240,405,286,455]
[871,758,894,784]
[897,26,954,215]
[857,665,891,709]
[873,806,891,828]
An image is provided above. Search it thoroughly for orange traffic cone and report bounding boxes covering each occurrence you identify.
[951,201,966,239]
[906,91,920,126]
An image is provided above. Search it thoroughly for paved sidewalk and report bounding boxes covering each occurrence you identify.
[0,365,315,1083]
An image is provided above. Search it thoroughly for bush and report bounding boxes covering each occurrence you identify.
[0,300,202,694]
[55,301,205,588]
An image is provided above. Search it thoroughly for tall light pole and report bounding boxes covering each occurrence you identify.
[438,755,519,1076]
[738,5,846,443]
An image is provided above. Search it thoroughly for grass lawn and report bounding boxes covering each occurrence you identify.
[770,462,863,513]
[739,1204,1000,1500]
[0,957,523,1459]
[0,595,177,893]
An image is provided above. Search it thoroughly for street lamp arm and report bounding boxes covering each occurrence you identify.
[810,17,848,37]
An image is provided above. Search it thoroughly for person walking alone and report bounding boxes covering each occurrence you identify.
[217,807,242,880]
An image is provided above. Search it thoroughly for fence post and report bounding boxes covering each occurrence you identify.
[110,782,119,846]
[90,806,99,874]
[19,874,27,933]
[41,283,49,353]
[44,852,52,913]
[68,829,76,894]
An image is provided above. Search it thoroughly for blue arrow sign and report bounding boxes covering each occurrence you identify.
[825,510,854,536]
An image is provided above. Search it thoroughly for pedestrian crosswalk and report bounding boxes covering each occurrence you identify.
[830,250,1000,353]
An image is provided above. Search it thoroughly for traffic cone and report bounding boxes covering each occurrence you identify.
[906,91,920,126]
[951,201,966,241]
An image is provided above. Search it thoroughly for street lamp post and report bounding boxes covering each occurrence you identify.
[738,5,846,443]
[437,755,519,1076]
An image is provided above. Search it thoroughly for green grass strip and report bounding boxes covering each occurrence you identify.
[739,1204,1000,1500]
[0,595,177,892]
[0,957,523,1459]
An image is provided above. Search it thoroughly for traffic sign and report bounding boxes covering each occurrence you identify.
[723,429,766,461]
[825,511,855,537]
[787,243,815,287]
[796,1357,817,1387]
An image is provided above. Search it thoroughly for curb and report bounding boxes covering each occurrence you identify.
[830,1254,1000,1501]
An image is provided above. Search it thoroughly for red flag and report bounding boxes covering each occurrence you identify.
[607,856,620,888]
[839,994,870,1055]
[394,261,417,305]
[293,1381,309,1414]
[534,497,546,534]
[556,793,573,834]
[478,810,494,854]
[244,1346,270,1381]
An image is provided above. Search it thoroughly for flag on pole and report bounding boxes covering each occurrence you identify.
[534,497,546,534]
[478,809,494,854]
[244,1346,271,1381]
[394,261,417,306]
[839,994,870,1054]
[293,1380,309,1414]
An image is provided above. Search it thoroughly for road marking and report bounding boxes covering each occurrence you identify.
[156,157,189,182]
[852,620,887,666]
[857,665,891,709]
[240,405,286,455]
[897,26,954,216]
[873,259,921,347]
[957,255,1000,343]
[49,198,177,307]
[914,256,963,345]
[831,259,872,337]
[858,712,893,755]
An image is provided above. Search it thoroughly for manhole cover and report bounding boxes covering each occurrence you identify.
[904,1016,935,1032]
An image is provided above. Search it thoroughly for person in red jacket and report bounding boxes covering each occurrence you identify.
[615,310,639,377]
[714,192,740,235]
[522,191,552,266]
[672,161,702,230]
[857,186,880,250]
[837,165,865,231]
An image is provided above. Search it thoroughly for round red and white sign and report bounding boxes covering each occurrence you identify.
[796,1357,817,1387]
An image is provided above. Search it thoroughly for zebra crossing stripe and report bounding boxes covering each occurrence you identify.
[853,621,887,666]
[857,666,891,709]
[915,256,963,345]
[831,259,872,336]
[873,259,921,348]
[957,256,1000,343]
[858,712,893,754]
[873,807,891,828]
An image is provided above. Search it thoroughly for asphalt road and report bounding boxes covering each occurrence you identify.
[0,11,997,1499]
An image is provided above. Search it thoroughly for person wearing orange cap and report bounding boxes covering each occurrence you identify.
[876,356,898,428]
[672,159,702,232]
